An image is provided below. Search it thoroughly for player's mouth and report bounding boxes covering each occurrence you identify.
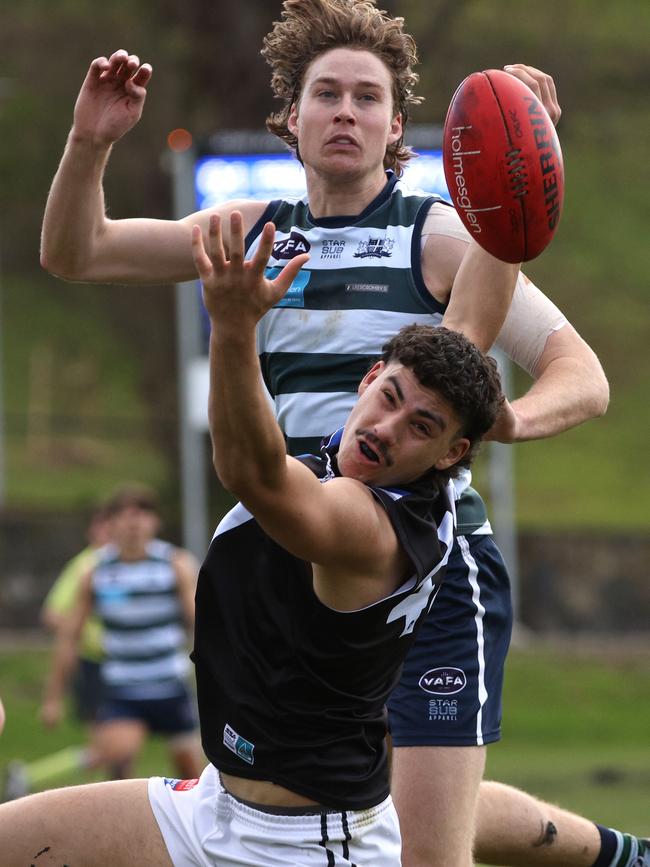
[326,134,359,149]
[358,440,380,463]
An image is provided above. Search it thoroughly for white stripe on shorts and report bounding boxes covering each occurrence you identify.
[457,535,488,746]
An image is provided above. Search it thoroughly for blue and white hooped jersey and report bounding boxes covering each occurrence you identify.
[92,539,189,699]
[245,173,489,534]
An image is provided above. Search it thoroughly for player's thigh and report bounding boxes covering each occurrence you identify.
[0,779,173,867]
[392,745,486,867]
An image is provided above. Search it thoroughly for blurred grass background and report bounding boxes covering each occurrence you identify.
[2,642,648,837]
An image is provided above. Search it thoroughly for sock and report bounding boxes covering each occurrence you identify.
[593,825,648,867]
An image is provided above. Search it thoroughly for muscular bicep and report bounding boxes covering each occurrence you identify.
[238,459,399,577]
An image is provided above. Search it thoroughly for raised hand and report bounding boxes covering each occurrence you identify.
[72,49,152,146]
[192,211,310,329]
[483,398,519,443]
[503,63,561,125]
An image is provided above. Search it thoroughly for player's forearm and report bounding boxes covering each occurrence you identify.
[43,630,79,702]
[40,132,112,280]
[208,325,287,495]
[442,241,520,352]
[505,355,609,442]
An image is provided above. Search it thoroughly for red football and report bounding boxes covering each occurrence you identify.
[442,69,564,263]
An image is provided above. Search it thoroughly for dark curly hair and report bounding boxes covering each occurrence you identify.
[261,0,422,175]
[381,325,504,481]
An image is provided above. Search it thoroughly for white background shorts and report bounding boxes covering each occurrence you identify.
[148,763,402,866]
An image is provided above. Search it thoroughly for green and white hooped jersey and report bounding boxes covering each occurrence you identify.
[247,173,490,535]
[92,539,190,699]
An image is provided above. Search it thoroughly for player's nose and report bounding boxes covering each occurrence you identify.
[333,94,355,123]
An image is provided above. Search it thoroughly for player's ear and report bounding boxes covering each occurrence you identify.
[358,361,385,395]
[288,102,299,136]
[387,112,403,145]
[434,437,470,471]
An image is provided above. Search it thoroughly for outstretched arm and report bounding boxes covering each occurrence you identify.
[193,213,403,583]
[41,50,266,284]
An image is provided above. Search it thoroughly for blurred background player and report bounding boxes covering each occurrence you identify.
[40,484,205,782]
[1,503,112,800]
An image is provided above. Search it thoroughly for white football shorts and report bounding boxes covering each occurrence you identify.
[148,762,402,866]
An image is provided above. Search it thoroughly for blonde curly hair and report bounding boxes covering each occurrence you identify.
[261,0,423,175]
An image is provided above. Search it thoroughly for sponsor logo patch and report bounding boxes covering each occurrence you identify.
[265,267,310,308]
[418,667,467,695]
[428,699,459,722]
[224,723,255,765]
[272,231,311,260]
[320,239,345,260]
[353,237,394,259]
[345,283,389,294]
[163,777,200,791]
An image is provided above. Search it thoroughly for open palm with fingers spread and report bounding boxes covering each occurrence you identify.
[192,211,310,330]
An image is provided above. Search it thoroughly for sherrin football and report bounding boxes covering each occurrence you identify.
[442,69,564,263]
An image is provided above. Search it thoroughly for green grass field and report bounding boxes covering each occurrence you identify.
[1,640,648,853]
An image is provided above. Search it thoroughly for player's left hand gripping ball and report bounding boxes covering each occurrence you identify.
[443,69,564,263]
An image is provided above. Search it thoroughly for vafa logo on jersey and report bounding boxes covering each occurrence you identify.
[272,231,311,259]
[418,667,467,695]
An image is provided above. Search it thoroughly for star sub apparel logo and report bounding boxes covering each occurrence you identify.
[353,236,395,259]
[320,238,346,260]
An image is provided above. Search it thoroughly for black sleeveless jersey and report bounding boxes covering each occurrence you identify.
[191,429,456,809]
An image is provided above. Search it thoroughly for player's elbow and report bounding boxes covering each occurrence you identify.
[591,371,610,418]
[40,247,88,282]
[581,360,610,420]
[211,448,248,497]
